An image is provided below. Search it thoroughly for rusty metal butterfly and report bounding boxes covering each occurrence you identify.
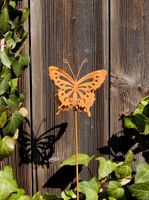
[49,59,107,117]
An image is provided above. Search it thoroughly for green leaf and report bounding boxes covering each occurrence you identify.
[9,1,17,8]
[114,151,134,179]
[0,96,7,111]
[6,97,18,111]
[96,157,116,180]
[5,31,16,49]
[20,8,29,23]
[135,162,149,184]
[0,79,9,95]
[3,111,24,135]
[0,49,14,68]
[115,164,132,179]
[107,181,124,199]
[8,188,31,200]
[43,193,60,200]
[108,197,116,200]
[123,96,149,134]
[0,135,16,160]
[61,190,76,200]
[6,93,25,112]
[124,150,134,165]
[12,54,30,77]
[0,6,11,38]
[0,166,18,200]
[128,183,149,200]
[0,111,7,128]
[133,96,149,116]
[1,66,12,80]
[32,192,44,200]
[60,154,94,167]
[79,177,100,200]
[9,78,18,91]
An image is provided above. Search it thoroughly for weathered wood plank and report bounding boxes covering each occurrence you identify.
[110,0,149,159]
[29,0,109,194]
[0,0,33,195]
[13,0,33,195]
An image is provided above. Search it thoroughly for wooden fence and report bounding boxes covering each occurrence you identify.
[1,0,149,196]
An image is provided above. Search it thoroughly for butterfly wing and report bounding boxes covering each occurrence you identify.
[75,69,107,116]
[49,66,76,114]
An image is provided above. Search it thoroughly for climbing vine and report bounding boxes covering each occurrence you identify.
[0,0,149,200]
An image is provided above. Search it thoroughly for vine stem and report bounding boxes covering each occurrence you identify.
[74,109,79,200]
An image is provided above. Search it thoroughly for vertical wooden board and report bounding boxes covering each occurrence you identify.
[29,0,47,194]
[29,0,109,195]
[0,0,33,195]
[12,0,33,195]
[110,0,149,159]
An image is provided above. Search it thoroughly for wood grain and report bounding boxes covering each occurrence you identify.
[3,0,149,196]
[29,0,109,195]
[0,0,33,195]
[110,0,149,159]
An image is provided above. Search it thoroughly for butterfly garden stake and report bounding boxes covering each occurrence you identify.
[49,59,107,199]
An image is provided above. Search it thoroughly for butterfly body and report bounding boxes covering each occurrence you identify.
[49,66,107,117]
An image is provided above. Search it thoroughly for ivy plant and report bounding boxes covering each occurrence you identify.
[0,0,29,159]
[1,0,149,200]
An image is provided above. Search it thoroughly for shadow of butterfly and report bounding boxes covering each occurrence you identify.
[18,121,67,167]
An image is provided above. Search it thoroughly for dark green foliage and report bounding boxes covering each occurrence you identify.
[0,0,29,159]
[1,0,149,199]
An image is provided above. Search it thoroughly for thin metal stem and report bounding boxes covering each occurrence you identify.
[74,109,79,200]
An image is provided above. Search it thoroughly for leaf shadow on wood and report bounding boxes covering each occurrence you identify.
[18,120,67,167]
[98,120,149,162]
[43,165,82,190]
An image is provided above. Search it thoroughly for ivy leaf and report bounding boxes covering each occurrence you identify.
[8,188,31,200]
[5,93,25,111]
[114,151,134,179]
[0,66,12,80]
[123,96,149,134]
[0,166,18,200]
[32,192,44,200]
[43,193,60,200]
[61,190,76,200]
[5,31,16,49]
[9,1,17,9]
[107,181,124,199]
[0,111,7,128]
[20,8,29,23]
[0,79,9,95]
[0,135,17,160]
[124,150,134,165]
[133,96,149,116]
[108,197,116,200]
[135,162,149,184]
[96,157,116,180]
[12,54,30,77]
[123,114,149,133]
[0,97,7,111]
[60,154,94,167]
[79,177,100,200]
[128,183,149,200]
[0,49,14,68]
[9,78,18,92]
[3,111,24,135]
[0,6,11,38]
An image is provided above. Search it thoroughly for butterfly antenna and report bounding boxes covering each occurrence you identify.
[76,58,88,80]
[63,59,75,78]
